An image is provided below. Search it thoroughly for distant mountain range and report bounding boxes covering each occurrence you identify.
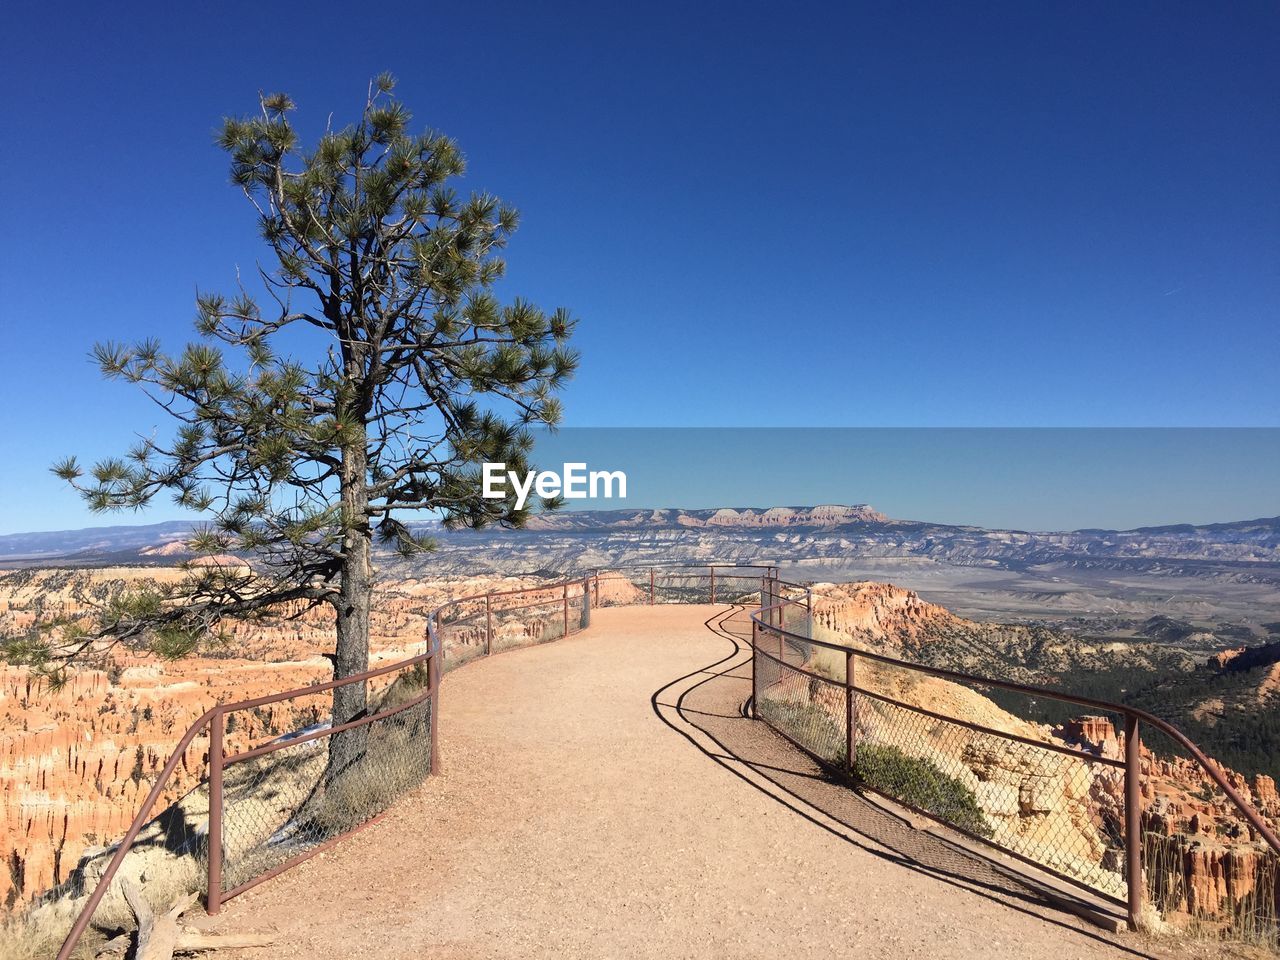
[0,520,202,562]
[3,506,1277,785]
[2,506,1278,575]
[521,504,888,529]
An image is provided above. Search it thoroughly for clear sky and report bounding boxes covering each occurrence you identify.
[530,428,1280,531]
[1,1,1276,534]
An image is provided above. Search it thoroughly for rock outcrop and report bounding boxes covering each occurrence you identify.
[793,586,1280,924]
[0,567,538,910]
[1059,715,1280,926]
[810,581,959,647]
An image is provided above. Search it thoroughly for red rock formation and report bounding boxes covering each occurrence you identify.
[1061,716,1280,927]
[1254,775,1279,817]
[0,566,541,910]
[809,581,959,650]
[688,505,888,527]
[1210,648,1246,670]
[519,504,889,531]
[1060,716,1120,755]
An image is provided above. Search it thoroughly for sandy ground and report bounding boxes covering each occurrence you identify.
[196,605,1207,960]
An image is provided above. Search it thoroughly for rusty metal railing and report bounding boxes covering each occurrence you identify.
[53,564,770,959]
[750,588,1280,936]
[54,564,1279,955]
[54,635,442,959]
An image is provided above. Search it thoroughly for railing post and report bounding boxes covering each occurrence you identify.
[563,582,569,637]
[1125,713,1143,931]
[485,593,493,655]
[710,566,716,605]
[430,617,442,776]
[845,650,856,776]
[582,575,592,629]
[771,579,780,629]
[750,616,759,717]
[206,708,224,915]
[649,569,655,605]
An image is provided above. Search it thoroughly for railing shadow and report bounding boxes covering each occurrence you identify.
[651,606,1166,960]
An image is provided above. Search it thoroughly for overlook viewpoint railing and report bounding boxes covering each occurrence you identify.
[53,565,1280,957]
[52,564,773,958]
[754,580,1280,940]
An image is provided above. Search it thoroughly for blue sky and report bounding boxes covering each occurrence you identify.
[531,428,1280,531]
[1,1,1276,534]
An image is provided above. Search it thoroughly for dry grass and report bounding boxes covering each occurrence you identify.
[1144,832,1279,951]
[0,914,62,960]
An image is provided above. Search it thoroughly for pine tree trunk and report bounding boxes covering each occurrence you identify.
[328,436,371,781]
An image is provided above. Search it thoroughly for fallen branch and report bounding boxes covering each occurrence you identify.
[174,930,275,950]
[102,878,273,958]
[120,879,191,960]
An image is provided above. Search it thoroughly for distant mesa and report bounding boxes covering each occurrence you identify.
[140,541,249,571]
[139,541,192,557]
[522,504,888,531]
[3,507,1279,573]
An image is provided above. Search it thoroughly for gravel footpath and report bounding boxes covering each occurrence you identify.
[197,605,1203,960]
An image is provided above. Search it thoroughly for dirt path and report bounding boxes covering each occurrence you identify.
[199,605,1182,960]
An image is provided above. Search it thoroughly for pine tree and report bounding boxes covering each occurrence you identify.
[19,75,577,770]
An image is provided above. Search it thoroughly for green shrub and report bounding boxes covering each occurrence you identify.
[758,699,994,841]
[853,743,993,838]
[758,698,847,766]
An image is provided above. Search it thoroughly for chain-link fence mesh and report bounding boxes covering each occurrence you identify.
[588,571,647,608]
[752,598,1280,946]
[217,662,433,894]
[855,689,1125,897]
[775,584,812,634]
[651,571,713,604]
[587,567,774,607]
[710,573,768,605]
[436,581,593,662]
[47,568,1280,958]
[437,596,490,671]
[754,658,848,767]
[492,592,582,652]
[753,613,1128,901]
[1137,722,1280,947]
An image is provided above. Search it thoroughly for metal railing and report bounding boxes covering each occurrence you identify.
[53,641,442,959]
[751,586,1280,938]
[52,565,1280,956]
[53,564,771,958]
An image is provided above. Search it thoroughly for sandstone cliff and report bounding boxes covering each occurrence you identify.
[0,567,537,910]
[796,581,1280,927]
